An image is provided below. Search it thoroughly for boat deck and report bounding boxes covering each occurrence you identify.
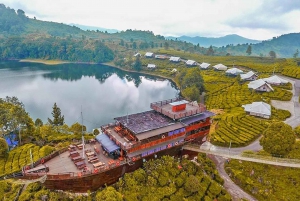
[31,141,122,175]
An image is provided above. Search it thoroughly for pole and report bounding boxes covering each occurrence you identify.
[30,149,33,168]
[81,106,85,159]
[228,141,231,155]
[18,125,21,146]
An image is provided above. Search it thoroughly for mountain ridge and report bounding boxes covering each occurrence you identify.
[166,34,261,47]
[69,23,119,33]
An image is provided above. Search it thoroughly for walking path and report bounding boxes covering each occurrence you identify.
[185,144,300,168]
[271,75,300,128]
[208,155,258,201]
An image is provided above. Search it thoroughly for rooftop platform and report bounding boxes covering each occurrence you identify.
[150,98,206,120]
[114,110,175,135]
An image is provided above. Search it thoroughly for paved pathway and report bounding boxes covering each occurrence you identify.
[271,75,300,128]
[185,144,300,168]
[208,155,258,201]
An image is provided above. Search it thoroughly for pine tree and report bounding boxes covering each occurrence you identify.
[293,49,299,58]
[206,45,214,56]
[48,103,64,126]
[246,45,252,55]
[133,55,142,71]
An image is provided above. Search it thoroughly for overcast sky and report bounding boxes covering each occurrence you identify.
[2,0,300,40]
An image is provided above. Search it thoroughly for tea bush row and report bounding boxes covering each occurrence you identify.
[0,144,54,176]
[211,110,267,147]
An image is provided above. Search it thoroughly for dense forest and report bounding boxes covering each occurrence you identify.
[0,36,114,63]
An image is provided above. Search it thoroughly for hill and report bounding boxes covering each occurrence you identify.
[1,3,299,59]
[221,33,300,58]
[69,23,119,33]
[167,34,261,47]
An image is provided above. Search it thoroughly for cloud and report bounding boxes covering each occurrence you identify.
[226,0,300,31]
[1,0,300,40]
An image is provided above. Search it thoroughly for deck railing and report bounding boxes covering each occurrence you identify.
[101,125,137,150]
[24,159,129,180]
[151,101,206,120]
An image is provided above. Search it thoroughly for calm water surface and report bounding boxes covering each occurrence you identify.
[0,61,179,131]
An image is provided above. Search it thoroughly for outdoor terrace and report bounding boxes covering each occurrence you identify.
[25,141,124,177]
[150,98,206,120]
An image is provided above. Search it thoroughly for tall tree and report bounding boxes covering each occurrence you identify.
[48,103,64,126]
[293,49,299,58]
[206,45,214,56]
[35,118,43,127]
[70,122,86,134]
[164,41,169,49]
[95,186,123,201]
[269,50,276,58]
[260,122,295,156]
[246,45,252,55]
[133,55,142,71]
[0,96,32,136]
[0,138,8,158]
[132,42,137,49]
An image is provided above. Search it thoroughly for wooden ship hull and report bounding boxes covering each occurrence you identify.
[22,145,184,192]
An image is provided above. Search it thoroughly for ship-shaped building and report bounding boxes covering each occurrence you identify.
[22,98,214,192]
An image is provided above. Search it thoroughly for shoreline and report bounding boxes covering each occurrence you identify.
[14,59,179,88]
[19,59,71,65]
[102,61,179,85]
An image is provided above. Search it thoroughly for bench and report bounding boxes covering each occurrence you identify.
[93,162,105,168]
[86,152,96,158]
[69,151,80,158]
[72,156,83,162]
[75,161,86,169]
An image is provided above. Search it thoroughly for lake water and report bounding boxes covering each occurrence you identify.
[0,61,179,131]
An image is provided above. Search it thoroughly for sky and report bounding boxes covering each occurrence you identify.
[2,0,300,40]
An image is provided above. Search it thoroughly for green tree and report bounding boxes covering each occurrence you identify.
[182,86,200,101]
[246,45,252,55]
[184,175,201,193]
[0,96,32,136]
[120,39,124,46]
[93,129,100,135]
[164,42,169,49]
[206,45,214,56]
[0,138,8,158]
[95,186,123,201]
[260,122,295,156]
[133,55,142,71]
[293,49,299,58]
[35,118,43,127]
[70,122,86,134]
[47,103,64,126]
[269,50,276,58]
[181,68,205,93]
[294,125,300,138]
[132,42,137,49]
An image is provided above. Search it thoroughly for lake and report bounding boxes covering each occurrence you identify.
[0,61,179,131]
